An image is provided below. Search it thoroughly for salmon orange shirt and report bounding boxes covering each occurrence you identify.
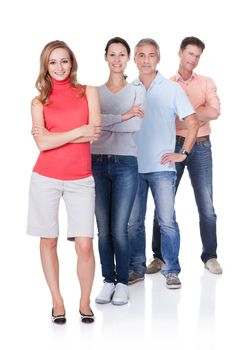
[171,72,220,137]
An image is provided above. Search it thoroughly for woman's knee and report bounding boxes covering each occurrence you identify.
[75,238,93,258]
[40,237,58,250]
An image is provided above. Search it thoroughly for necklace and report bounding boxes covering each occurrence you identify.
[106,79,127,93]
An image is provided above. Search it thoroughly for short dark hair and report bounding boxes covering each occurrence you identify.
[105,37,131,56]
[180,36,205,52]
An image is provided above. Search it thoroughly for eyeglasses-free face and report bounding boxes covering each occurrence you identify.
[48,48,72,81]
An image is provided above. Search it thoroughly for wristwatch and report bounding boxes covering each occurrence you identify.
[180,148,190,157]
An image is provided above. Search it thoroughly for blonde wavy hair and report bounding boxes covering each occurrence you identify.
[35,40,84,104]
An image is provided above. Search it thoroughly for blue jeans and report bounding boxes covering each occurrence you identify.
[128,171,181,276]
[152,137,217,263]
[92,154,138,285]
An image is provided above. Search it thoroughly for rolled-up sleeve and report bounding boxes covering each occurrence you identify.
[205,77,220,113]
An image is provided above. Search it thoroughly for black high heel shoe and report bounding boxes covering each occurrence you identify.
[51,308,66,324]
[79,309,95,323]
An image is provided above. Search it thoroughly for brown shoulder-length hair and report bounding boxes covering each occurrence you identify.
[35,40,85,104]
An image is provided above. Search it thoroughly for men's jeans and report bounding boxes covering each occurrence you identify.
[92,154,138,285]
[128,171,181,276]
[152,138,217,263]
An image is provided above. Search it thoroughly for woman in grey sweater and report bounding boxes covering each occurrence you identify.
[91,37,144,305]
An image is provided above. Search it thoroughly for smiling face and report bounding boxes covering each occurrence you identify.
[178,44,203,73]
[48,47,72,80]
[134,44,160,76]
[105,43,130,73]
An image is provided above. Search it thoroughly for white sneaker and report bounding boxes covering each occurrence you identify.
[95,282,115,304]
[205,258,223,274]
[112,283,129,305]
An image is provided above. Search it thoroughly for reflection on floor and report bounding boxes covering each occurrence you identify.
[3,243,240,350]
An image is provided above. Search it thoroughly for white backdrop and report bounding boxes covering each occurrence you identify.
[0,0,241,349]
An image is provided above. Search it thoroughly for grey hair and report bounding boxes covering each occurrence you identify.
[134,38,160,58]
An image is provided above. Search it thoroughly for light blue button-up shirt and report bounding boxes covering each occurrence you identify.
[132,71,195,173]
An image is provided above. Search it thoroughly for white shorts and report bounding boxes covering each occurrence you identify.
[27,172,95,239]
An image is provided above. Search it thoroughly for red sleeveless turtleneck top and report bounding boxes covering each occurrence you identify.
[33,78,91,180]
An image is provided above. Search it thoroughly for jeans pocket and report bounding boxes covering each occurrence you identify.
[117,156,138,167]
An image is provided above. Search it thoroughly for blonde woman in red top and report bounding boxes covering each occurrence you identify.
[27,40,100,324]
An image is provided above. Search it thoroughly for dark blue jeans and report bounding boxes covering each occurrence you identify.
[128,171,181,276]
[152,137,217,263]
[92,154,138,285]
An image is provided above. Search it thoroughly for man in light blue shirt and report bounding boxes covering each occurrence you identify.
[128,38,199,289]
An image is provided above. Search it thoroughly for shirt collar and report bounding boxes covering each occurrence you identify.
[175,71,197,82]
[133,71,164,86]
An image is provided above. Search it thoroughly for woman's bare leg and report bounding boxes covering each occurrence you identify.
[40,237,65,315]
[75,237,95,315]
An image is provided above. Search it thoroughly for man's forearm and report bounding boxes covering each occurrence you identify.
[196,105,219,122]
[182,115,200,152]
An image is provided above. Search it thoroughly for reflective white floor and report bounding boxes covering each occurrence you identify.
[2,254,239,350]
[2,183,241,350]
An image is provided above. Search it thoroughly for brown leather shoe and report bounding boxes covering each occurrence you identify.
[146,258,164,274]
[128,271,144,285]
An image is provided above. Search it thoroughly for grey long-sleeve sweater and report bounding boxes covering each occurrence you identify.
[91,83,144,156]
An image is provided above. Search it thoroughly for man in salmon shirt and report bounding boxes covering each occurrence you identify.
[148,36,223,275]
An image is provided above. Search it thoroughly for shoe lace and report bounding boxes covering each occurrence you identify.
[166,273,178,280]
